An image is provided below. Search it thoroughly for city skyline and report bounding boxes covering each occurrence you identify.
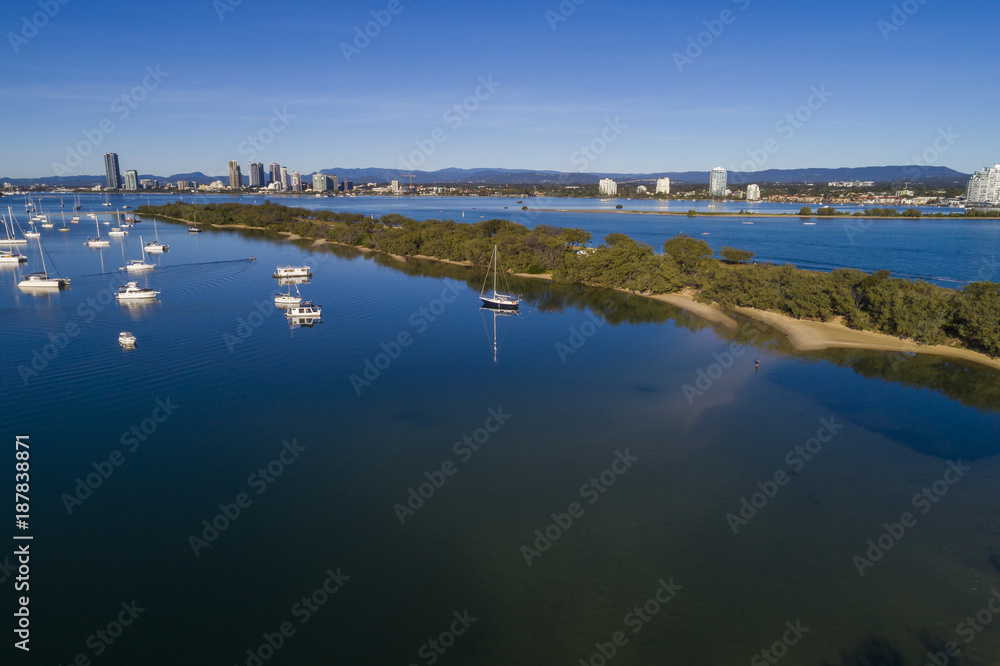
[3,0,998,179]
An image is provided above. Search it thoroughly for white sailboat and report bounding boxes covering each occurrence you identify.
[274,283,302,306]
[144,218,168,253]
[0,206,28,245]
[85,217,110,247]
[18,236,70,288]
[58,211,70,232]
[0,213,28,264]
[121,236,155,272]
[479,245,520,310]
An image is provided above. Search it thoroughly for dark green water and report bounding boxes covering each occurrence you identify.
[2,219,999,665]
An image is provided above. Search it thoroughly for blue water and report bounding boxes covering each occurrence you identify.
[2,202,999,664]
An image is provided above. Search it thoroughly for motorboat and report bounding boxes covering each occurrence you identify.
[286,301,321,318]
[115,281,160,301]
[119,331,137,347]
[273,265,312,279]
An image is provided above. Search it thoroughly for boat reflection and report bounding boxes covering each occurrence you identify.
[276,276,310,286]
[480,306,518,364]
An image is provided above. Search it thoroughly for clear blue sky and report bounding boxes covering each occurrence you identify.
[2,0,998,179]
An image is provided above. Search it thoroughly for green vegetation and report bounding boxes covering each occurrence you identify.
[798,206,812,216]
[137,201,1000,357]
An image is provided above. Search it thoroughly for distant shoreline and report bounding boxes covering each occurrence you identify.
[145,210,1000,372]
[528,208,1000,220]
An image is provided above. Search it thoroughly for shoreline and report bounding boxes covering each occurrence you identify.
[528,208,1000,220]
[147,211,1000,372]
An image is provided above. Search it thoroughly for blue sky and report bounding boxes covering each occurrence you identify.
[2,0,998,179]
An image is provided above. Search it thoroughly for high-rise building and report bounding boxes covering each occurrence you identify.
[279,166,289,191]
[177,180,192,190]
[390,179,400,194]
[229,160,243,190]
[966,163,1000,204]
[139,179,158,189]
[746,184,761,201]
[269,163,281,188]
[330,175,339,192]
[104,153,122,190]
[655,177,670,195]
[124,170,139,191]
[709,167,727,197]
[290,171,302,192]
[312,174,331,192]
[598,178,618,196]
[248,162,265,187]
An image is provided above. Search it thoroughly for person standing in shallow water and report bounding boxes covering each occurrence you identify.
[755,356,759,373]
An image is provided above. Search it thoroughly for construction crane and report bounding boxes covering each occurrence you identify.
[398,174,415,192]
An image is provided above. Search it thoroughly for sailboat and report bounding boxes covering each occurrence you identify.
[121,236,155,272]
[0,206,28,245]
[39,208,53,228]
[74,194,82,211]
[102,193,112,206]
[144,218,168,253]
[0,213,28,264]
[18,236,70,288]
[479,245,520,310]
[108,211,127,236]
[274,283,302,306]
[59,211,70,232]
[85,217,110,247]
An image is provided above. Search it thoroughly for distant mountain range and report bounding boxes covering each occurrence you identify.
[1,166,971,188]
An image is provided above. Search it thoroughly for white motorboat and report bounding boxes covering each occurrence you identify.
[17,237,70,289]
[479,244,520,310]
[119,331,137,347]
[273,265,312,279]
[115,281,159,301]
[286,301,321,318]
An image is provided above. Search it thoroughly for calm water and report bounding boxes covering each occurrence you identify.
[2,208,1000,665]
